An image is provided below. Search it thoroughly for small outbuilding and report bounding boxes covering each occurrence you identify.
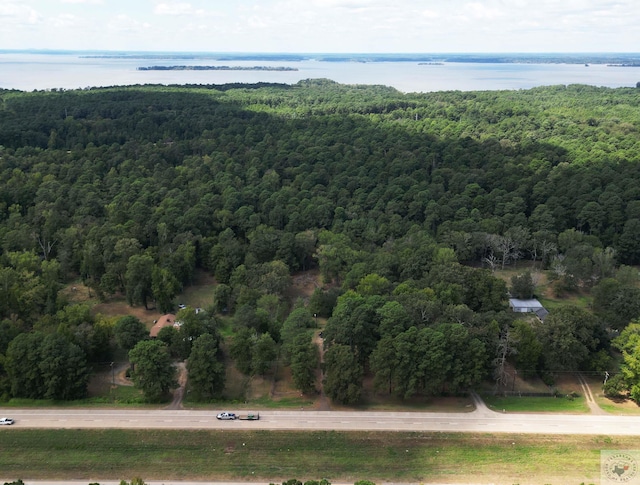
[508,298,548,321]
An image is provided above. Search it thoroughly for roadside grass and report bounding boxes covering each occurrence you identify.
[246,395,316,408]
[352,377,475,413]
[481,394,589,413]
[0,386,147,408]
[583,375,640,415]
[0,429,622,483]
[596,398,640,415]
[475,368,598,414]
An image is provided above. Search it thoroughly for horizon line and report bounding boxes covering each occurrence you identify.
[2,49,640,55]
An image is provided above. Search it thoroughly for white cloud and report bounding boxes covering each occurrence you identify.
[1,0,640,52]
[464,2,504,20]
[49,13,80,28]
[311,0,386,7]
[154,2,193,15]
[60,0,103,4]
[0,2,42,24]
[108,14,151,34]
[421,9,440,19]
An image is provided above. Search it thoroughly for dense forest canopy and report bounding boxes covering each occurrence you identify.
[1,80,640,402]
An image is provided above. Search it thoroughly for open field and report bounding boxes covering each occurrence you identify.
[0,429,628,484]
[492,263,593,309]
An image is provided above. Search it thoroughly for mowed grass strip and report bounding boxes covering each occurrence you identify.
[0,429,628,483]
[482,394,589,413]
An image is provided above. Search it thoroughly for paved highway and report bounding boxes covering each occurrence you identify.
[3,406,640,435]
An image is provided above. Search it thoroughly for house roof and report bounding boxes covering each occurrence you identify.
[508,298,544,309]
[149,314,177,338]
[534,307,550,321]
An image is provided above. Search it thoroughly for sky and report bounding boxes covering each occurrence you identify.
[0,0,638,53]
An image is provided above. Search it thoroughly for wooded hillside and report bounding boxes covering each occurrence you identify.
[1,81,640,403]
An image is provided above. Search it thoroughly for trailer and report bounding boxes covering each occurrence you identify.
[237,412,260,420]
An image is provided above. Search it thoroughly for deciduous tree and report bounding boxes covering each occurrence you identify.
[186,333,225,401]
[128,339,177,402]
[323,344,362,404]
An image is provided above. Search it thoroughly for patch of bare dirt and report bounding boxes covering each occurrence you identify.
[165,362,187,410]
[92,300,162,329]
[286,268,322,303]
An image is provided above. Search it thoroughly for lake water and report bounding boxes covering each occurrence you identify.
[1,52,639,93]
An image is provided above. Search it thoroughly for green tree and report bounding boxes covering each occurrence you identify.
[5,332,89,400]
[537,306,600,372]
[173,307,220,360]
[370,336,398,394]
[280,308,315,362]
[5,332,45,398]
[289,333,319,394]
[356,273,391,296]
[255,260,292,296]
[392,326,448,398]
[186,333,225,401]
[114,316,148,351]
[128,339,177,402]
[39,333,90,400]
[439,323,486,393]
[125,254,154,309]
[511,320,542,378]
[618,219,640,264]
[251,332,277,376]
[102,237,142,295]
[212,283,232,313]
[612,322,640,401]
[510,271,535,299]
[376,300,412,339]
[229,326,254,375]
[323,344,363,404]
[151,265,181,314]
[323,291,381,364]
[316,231,358,285]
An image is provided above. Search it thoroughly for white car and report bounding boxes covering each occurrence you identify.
[216,412,237,420]
[0,417,14,425]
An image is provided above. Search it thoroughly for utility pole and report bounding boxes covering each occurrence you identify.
[110,361,115,402]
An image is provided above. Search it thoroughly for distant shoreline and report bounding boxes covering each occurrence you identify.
[3,51,640,92]
[0,51,632,65]
[137,65,298,71]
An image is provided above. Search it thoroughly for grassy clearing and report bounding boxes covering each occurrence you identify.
[538,294,592,310]
[492,264,594,311]
[0,429,623,484]
[482,394,589,413]
[177,270,217,309]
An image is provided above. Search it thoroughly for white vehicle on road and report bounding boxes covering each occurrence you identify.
[216,412,237,420]
[0,417,14,425]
